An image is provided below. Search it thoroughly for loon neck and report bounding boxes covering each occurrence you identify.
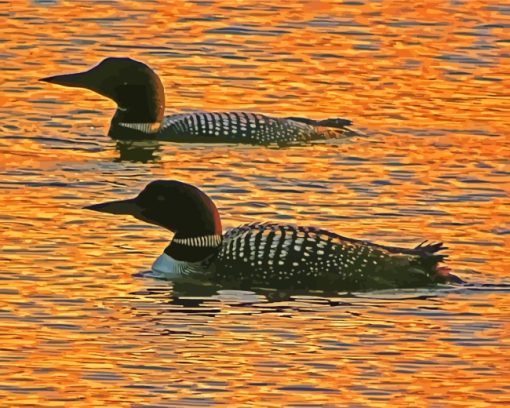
[164,233,223,262]
[108,77,165,137]
[110,106,163,137]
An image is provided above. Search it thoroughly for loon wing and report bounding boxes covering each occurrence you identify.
[158,112,355,145]
[306,227,448,270]
[215,222,448,291]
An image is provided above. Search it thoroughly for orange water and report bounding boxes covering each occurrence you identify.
[0,1,509,406]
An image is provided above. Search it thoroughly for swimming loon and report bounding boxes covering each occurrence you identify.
[85,180,459,291]
[41,57,359,146]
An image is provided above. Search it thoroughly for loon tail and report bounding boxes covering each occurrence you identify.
[381,240,447,261]
[410,241,462,284]
[378,240,458,285]
[286,116,363,139]
[412,240,447,267]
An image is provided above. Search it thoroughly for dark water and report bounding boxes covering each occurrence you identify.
[0,1,509,406]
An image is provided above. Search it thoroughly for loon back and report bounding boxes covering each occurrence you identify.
[213,223,449,291]
[40,57,359,145]
[129,112,356,146]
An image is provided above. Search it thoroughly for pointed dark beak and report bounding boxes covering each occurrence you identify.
[84,198,141,216]
[40,71,91,89]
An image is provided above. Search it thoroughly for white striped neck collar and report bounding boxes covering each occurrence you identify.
[172,234,223,248]
[118,122,161,134]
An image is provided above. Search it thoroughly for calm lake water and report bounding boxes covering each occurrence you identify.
[1,0,509,406]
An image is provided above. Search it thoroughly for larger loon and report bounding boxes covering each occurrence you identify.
[41,57,359,146]
[85,180,459,292]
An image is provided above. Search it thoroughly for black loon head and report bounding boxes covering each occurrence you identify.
[85,180,222,262]
[41,57,165,133]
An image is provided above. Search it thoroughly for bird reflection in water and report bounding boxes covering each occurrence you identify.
[115,140,161,163]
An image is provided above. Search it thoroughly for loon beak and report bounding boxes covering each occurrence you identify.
[40,70,91,89]
[84,198,141,216]
[85,198,166,229]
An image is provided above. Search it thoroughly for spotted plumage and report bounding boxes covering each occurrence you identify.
[41,57,359,146]
[156,111,320,145]
[85,180,460,292]
[213,222,448,290]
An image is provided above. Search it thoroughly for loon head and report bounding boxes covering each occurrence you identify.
[41,57,165,129]
[85,180,222,262]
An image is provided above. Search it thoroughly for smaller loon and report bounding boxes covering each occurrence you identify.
[85,180,460,292]
[41,57,359,146]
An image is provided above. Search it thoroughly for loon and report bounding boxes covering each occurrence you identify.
[41,57,359,146]
[85,180,459,292]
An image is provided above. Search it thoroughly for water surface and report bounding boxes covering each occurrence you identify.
[1,1,509,406]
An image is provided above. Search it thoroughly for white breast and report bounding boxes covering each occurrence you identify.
[151,253,206,280]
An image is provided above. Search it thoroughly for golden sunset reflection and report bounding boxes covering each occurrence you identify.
[0,0,509,406]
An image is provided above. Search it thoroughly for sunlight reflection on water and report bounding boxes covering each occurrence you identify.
[0,0,509,406]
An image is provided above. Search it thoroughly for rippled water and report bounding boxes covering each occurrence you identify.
[1,1,509,406]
